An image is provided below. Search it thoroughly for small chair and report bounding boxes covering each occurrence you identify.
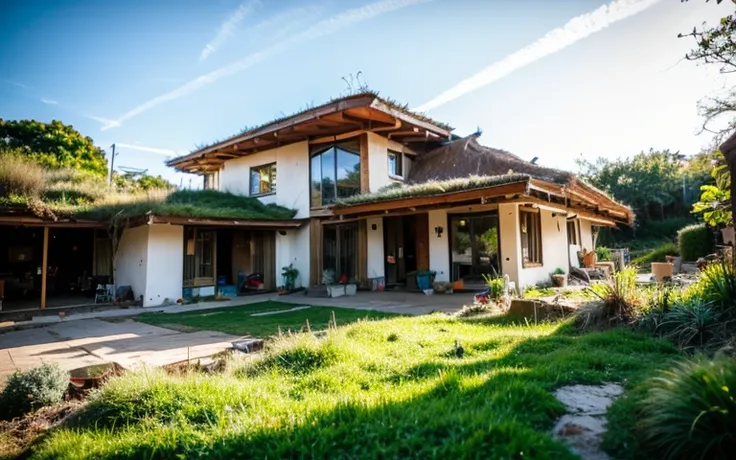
[95,284,113,304]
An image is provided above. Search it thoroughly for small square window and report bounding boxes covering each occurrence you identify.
[250,163,276,196]
[388,150,403,178]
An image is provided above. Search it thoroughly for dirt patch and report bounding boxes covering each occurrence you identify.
[0,401,84,458]
[552,383,623,460]
[152,323,200,333]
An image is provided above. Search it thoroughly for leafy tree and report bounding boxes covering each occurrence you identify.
[577,149,687,221]
[679,1,736,139]
[0,119,107,176]
[693,163,732,225]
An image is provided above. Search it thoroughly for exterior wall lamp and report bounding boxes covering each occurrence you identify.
[434,226,444,238]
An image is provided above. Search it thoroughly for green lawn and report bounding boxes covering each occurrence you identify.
[137,301,398,338]
[24,314,680,459]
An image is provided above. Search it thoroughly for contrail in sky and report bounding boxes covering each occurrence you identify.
[101,0,431,131]
[115,142,182,157]
[200,0,259,62]
[414,0,663,112]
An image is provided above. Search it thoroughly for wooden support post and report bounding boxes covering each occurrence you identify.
[41,226,49,309]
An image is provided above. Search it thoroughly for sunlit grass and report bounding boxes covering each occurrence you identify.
[26,314,679,459]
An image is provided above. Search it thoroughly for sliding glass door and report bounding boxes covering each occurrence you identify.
[322,224,358,282]
[450,213,500,282]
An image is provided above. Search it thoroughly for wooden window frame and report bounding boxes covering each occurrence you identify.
[183,228,216,287]
[520,208,543,268]
[567,220,578,246]
[249,163,276,197]
[388,150,403,180]
[309,139,361,209]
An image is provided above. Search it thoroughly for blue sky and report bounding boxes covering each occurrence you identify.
[1,0,733,185]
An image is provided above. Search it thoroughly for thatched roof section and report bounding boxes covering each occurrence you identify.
[408,135,572,185]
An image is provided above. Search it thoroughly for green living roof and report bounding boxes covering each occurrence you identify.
[335,174,532,207]
[1,189,297,223]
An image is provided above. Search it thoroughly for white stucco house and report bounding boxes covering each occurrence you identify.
[150,92,633,299]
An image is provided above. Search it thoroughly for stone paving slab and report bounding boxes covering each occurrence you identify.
[0,319,239,382]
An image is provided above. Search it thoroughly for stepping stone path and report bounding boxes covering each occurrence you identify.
[551,383,623,460]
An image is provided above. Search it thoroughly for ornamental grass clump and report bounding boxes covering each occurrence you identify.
[636,356,736,460]
[578,268,643,329]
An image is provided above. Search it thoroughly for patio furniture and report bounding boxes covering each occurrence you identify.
[94,284,114,304]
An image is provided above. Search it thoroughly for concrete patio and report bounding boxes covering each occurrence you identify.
[0,318,239,381]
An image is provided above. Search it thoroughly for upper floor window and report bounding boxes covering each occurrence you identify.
[310,139,361,207]
[388,150,403,178]
[520,208,542,267]
[250,163,276,196]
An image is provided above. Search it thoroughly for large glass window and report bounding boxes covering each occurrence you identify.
[311,140,361,207]
[250,163,276,196]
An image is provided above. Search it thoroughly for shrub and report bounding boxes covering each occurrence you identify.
[638,217,696,240]
[595,246,613,262]
[631,242,679,266]
[688,262,736,314]
[482,274,505,300]
[677,223,713,261]
[0,364,69,420]
[637,356,736,460]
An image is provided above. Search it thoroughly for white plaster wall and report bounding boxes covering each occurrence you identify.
[498,203,522,287]
[520,209,570,288]
[115,226,149,303]
[366,133,403,192]
[579,219,594,251]
[218,142,310,217]
[366,217,385,279]
[428,210,450,282]
[144,224,183,307]
[276,225,310,288]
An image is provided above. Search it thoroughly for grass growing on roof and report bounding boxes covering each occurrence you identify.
[26,314,679,459]
[137,301,397,337]
[336,173,532,206]
[1,148,296,221]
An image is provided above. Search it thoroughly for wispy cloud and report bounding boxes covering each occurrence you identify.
[4,80,29,89]
[40,98,58,105]
[200,0,259,62]
[414,0,663,112]
[87,115,122,130]
[115,142,182,157]
[101,0,432,131]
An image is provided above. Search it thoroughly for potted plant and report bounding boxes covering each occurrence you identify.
[339,274,358,296]
[551,268,567,287]
[415,269,437,292]
[281,264,300,292]
[323,269,344,298]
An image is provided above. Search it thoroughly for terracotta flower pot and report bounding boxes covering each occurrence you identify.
[551,274,567,288]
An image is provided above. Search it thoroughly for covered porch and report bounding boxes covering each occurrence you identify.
[0,217,112,315]
[326,176,629,290]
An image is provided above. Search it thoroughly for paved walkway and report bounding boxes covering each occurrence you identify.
[279,290,474,315]
[0,319,239,381]
[1,291,472,329]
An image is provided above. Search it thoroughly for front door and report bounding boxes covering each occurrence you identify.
[449,213,500,283]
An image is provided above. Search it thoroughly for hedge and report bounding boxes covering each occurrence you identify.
[677,224,713,261]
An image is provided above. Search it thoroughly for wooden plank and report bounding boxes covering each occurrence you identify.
[333,181,529,216]
[360,134,370,193]
[309,219,323,286]
[40,227,49,309]
[148,216,304,229]
[369,99,451,137]
[414,213,429,270]
[357,219,368,288]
